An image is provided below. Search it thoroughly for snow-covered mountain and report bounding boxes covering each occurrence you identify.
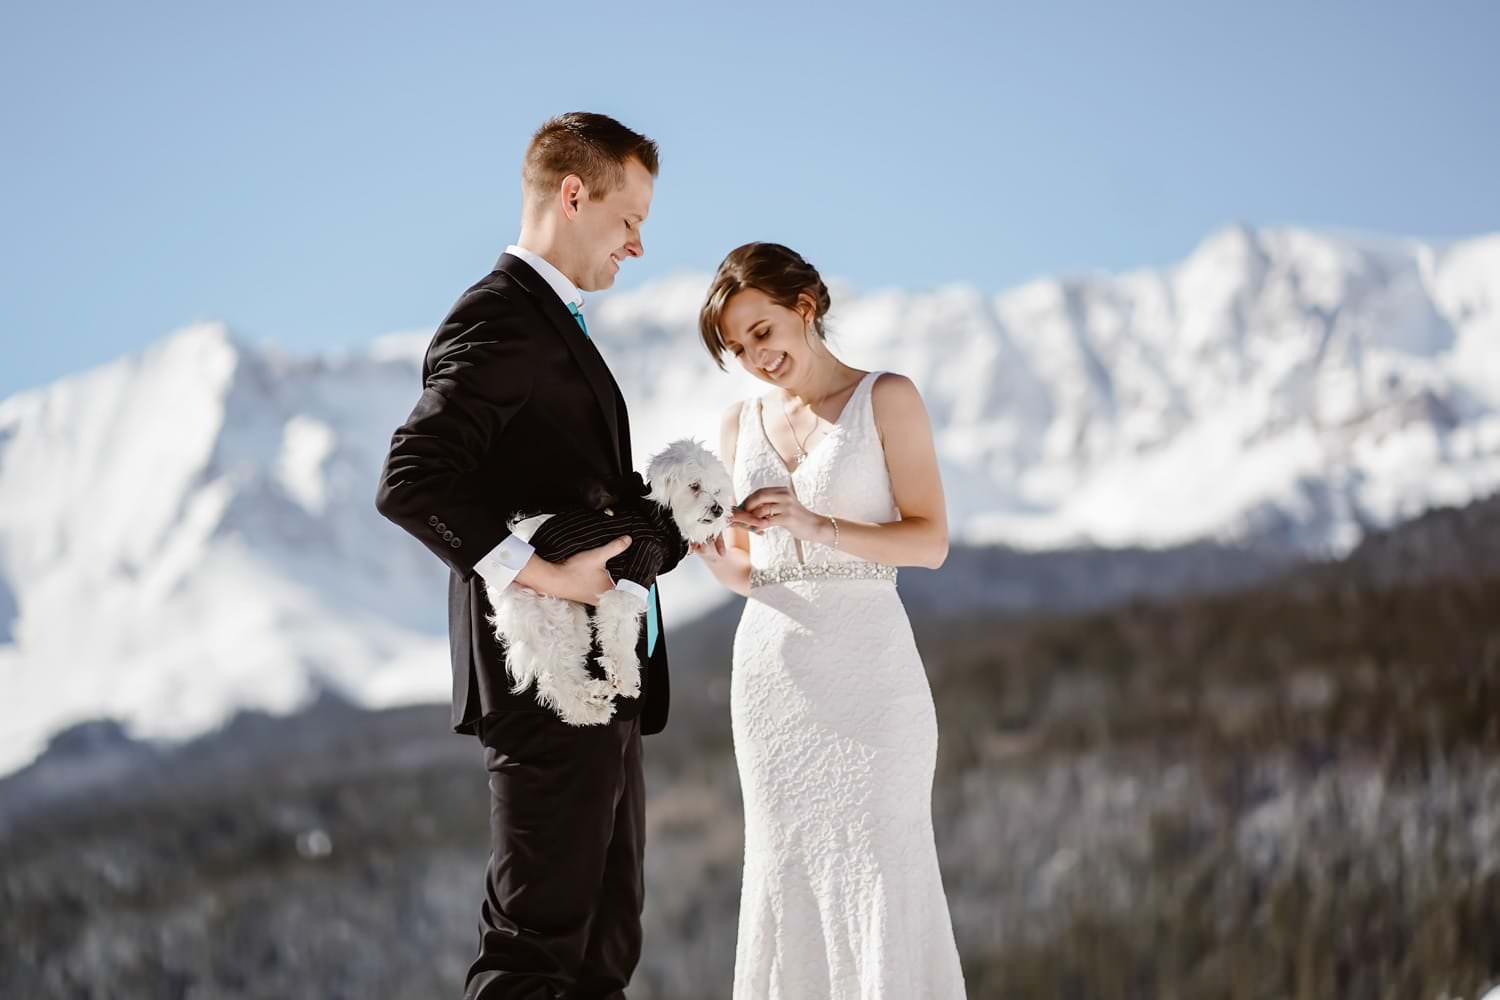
[2,224,1498,774]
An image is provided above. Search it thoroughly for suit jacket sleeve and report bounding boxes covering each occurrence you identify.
[374,288,532,580]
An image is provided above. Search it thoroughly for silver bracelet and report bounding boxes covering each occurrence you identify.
[829,515,840,550]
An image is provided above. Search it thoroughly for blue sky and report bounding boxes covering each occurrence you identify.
[2,1,1497,398]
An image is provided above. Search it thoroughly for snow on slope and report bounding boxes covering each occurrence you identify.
[1,224,1497,774]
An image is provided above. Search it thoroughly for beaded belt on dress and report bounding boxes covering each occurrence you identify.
[749,561,898,589]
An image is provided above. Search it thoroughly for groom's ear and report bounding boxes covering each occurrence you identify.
[559,174,586,218]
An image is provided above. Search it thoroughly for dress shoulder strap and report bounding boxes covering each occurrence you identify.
[851,370,885,427]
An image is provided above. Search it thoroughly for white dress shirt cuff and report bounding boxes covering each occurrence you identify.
[613,578,650,603]
[474,534,535,591]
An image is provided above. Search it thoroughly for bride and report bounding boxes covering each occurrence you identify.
[692,242,967,998]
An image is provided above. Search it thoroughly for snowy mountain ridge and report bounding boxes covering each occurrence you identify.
[1,223,1497,774]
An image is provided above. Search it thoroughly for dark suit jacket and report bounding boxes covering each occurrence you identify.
[374,252,672,736]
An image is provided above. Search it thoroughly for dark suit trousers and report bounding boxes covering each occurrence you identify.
[464,709,644,1000]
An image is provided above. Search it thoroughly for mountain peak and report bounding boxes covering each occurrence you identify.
[153,320,245,368]
[1196,220,1262,254]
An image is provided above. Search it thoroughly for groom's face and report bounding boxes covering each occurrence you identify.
[568,157,653,292]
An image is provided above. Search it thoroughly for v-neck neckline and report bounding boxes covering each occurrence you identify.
[756,371,873,478]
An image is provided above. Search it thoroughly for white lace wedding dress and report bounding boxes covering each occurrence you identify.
[729,371,967,999]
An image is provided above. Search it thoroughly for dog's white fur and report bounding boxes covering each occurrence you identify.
[485,439,733,725]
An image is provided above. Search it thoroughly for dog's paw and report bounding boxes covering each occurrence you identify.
[548,677,617,726]
[597,653,642,700]
[593,589,645,698]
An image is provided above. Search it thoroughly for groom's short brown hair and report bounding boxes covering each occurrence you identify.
[522,112,659,205]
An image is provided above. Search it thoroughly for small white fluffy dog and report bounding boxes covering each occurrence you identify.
[485,439,733,725]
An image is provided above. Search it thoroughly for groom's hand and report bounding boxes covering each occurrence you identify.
[515,536,632,606]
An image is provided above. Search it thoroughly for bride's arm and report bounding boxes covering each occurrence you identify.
[737,373,949,570]
[693,401,754,596]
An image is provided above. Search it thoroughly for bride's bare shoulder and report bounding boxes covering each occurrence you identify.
[720,399,747,434]
[870,371,923,409]
[869,372,928,439]
[719,399,753,466]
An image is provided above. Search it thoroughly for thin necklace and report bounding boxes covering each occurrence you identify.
[778,372,851,566]
[778,389,821,567]
[781,399,813,466]
[779,372,853,467]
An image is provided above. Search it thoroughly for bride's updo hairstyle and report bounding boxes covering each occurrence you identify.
[698,242,832,371]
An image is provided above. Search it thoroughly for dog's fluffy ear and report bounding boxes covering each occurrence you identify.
[647,438,714,504]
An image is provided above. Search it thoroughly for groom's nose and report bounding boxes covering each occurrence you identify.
[625,234,644,258]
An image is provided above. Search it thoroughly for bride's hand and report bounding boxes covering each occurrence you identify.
[736,486,827,543]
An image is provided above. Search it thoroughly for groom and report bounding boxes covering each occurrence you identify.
[375,112,666,999]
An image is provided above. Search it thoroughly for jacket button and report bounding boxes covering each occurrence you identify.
[428,515,439,526]
[437,522,447,533]
[603,507,615,517]
[443,530,454,541]
[450,537,462,548]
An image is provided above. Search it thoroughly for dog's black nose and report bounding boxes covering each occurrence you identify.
[710,503,723,518]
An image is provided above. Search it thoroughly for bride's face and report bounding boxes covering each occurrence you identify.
[718,287,819,387]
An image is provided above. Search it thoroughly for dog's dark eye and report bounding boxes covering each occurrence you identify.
[689,482,701,492]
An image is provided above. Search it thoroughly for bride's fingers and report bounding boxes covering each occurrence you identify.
[739,486,790,508]
[749,500,799,519]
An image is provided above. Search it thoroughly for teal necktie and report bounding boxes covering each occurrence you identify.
[570,300,659,656]
[645,583,658,657]
[567,301,589,337]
